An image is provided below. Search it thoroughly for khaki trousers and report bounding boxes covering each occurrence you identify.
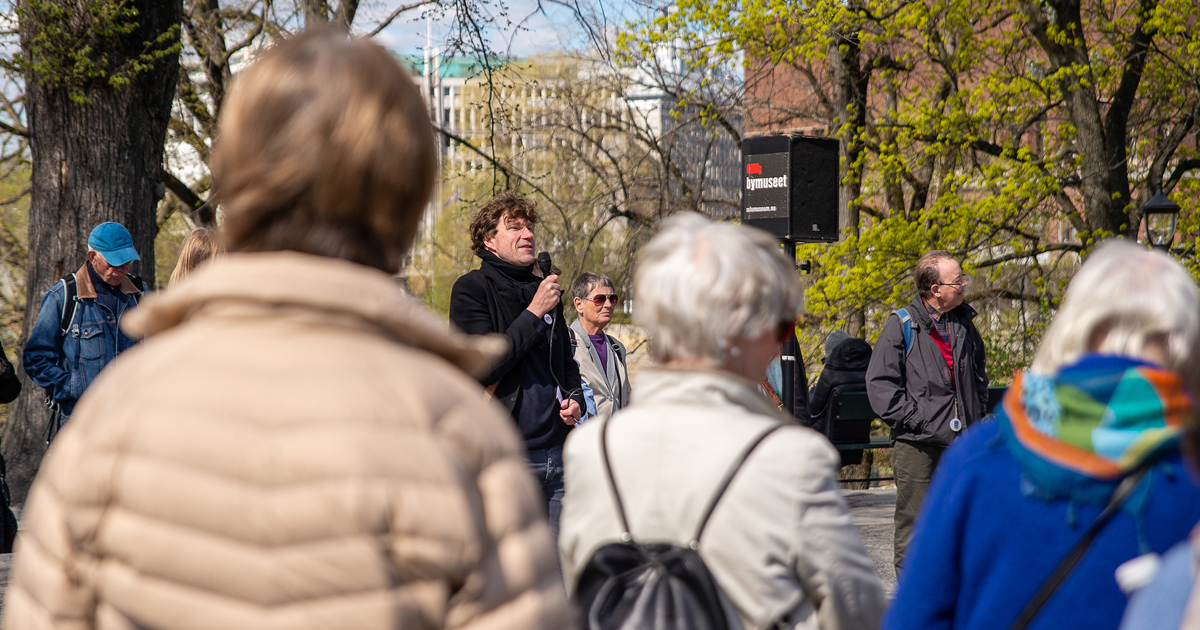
[893,439,946,575]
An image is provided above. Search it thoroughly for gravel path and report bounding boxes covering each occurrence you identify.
[844,487,897,595]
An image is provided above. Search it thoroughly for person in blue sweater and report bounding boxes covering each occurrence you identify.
[885,239,1200,630]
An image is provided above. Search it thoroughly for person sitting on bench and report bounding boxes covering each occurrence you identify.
[808,329,873,433]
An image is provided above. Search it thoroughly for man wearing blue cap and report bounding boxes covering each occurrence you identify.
[24,222,146,436]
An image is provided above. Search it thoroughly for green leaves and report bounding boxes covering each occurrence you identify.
[619,0,1200,375]
[16,0,181,104]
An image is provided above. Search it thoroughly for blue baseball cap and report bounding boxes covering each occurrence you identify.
[88,222,140,267]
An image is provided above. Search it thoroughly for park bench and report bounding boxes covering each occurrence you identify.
[821,385,1008,467]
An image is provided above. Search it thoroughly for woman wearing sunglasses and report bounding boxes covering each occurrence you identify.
[570,272,631,423]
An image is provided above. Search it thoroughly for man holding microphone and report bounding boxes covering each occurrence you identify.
[450,193,585,541]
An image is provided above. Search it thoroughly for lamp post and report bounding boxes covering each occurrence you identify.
[1141,186,1180,251]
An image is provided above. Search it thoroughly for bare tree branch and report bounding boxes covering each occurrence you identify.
[161,168,216,225]
[973,242,1083,268]
[437,125,571,219]
[0,120,27,138]
[1166,158,1200,193]
[0,187,30,207]
[364,0,439,38]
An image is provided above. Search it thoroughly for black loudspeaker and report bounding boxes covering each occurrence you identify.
[741,135,840,243]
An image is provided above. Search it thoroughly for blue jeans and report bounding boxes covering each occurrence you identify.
[527,445,565,544]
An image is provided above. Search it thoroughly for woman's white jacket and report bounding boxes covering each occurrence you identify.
[559,367,886,630]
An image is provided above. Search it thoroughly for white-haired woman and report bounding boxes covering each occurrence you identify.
[558,213,886,630]
[886,239,1200,630]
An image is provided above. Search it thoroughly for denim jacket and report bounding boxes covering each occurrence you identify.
[23,263,144,417]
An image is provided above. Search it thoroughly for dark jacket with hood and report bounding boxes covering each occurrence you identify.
[866,295,989,447]
[449,251,585,450]
[808,338,873,431]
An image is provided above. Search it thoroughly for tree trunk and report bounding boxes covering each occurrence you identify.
[830,28,868,242]
[2,0,182,505]
[1022,0,1131,238]
[829,25,872,485]
[829,24,869,341]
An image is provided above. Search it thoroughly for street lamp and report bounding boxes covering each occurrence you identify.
[1141,186,1180,251]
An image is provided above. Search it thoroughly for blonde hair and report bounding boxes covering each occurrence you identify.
[169,227,226,288]
[633,213,803,366]
[210,27,437,272]
[1031,239,1200,394]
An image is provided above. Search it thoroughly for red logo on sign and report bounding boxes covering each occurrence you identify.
[746,163,762,175]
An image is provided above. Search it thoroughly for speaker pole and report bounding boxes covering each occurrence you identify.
[741,133,839,419]
[781,239,798,417]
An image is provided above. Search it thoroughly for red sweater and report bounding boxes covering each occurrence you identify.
[930,327,954,386]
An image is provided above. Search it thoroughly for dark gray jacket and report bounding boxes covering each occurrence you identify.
[866,296,989,447]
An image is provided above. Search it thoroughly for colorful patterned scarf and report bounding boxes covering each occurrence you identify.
[997,353,1192,504]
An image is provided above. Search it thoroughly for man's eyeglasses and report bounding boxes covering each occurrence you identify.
[936,280,967,288]
[589,294,619,306]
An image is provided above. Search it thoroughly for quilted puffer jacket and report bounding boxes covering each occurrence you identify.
[4,251,572,630]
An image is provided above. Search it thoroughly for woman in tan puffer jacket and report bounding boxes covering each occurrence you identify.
[4,28,571,630]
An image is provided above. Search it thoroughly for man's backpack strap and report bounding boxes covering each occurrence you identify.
[58,272,146,337]
[126,273,146,303]
[56,269,149,337]
[59,274,79,337]
[599,417,784,545]
[893,308,917,356]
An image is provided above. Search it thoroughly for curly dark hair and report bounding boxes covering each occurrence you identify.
[469,193,539,254]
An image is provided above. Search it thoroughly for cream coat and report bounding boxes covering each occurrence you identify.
[559,368,885,630]
[4,252,572,630]
[568,321,630,422]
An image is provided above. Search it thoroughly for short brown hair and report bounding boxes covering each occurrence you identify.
[469,193,539,254]
[211,27,436,272]
[915,250,953,298]
[571,272,614,301]
[168,227,226,288]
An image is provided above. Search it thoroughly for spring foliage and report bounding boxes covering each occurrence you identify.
[622,0,1200,375]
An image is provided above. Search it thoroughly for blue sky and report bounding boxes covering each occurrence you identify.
[363,0,648,57]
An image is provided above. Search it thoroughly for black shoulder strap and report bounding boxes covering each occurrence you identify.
[59,275,78,337]
[1007,456,1159,630]
[691,424,785,545]
[57,271,146,337]
[599,417,785,546]
[599,417,633,541]
[609,334,625,359]
[126,273,146,303]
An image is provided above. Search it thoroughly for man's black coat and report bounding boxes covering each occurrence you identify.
[865,296,989,447]
[449,252,585,446]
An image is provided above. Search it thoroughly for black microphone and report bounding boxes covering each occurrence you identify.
[536,251,572,407]
[538,252,557,326]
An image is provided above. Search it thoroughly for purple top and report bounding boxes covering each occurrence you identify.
[589,333,609,373]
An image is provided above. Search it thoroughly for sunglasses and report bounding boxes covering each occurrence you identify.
[588,293,619,306]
